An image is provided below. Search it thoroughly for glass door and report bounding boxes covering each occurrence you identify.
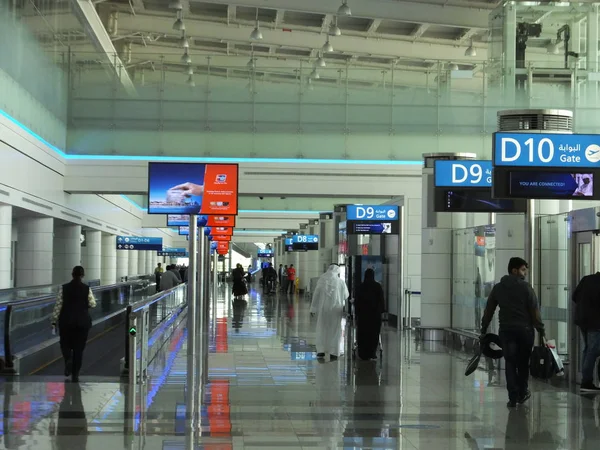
[569,231,596,383]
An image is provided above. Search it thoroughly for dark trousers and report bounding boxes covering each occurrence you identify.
[287,279,295,294]
[59,326,90,378]
[499,328,534,402]
[581,330,600,385]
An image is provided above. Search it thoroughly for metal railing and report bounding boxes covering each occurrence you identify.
[125,284,187,384]
[1,276,156,374]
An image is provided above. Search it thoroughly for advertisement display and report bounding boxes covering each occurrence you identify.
[434,160,493,187]
[509,172,594,199]
[116,236,163,251]
[148,162,239,215]
[217,241,229,253]
[212,235,231,242]
[292,235,319,251]
[438,189,527,212]
[167,214,208,227]
[494,132,600,168]
[210,227,234,236]
[284,237,294,252]
[179,226,191,236]
[206,215,236,227]
[348,221,399,235]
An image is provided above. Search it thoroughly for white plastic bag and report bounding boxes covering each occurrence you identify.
[546,339,565,376]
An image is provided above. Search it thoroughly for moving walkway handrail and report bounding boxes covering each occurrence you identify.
[1,277,155,373]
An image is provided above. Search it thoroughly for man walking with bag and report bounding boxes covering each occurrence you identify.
[481,257,545,407]
[573,271,600,393]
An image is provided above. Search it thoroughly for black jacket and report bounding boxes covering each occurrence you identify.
[59,280,92,329]
[481,275,544,333]
[573,272,600,331]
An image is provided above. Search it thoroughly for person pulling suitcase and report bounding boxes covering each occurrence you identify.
[480,257,545,408]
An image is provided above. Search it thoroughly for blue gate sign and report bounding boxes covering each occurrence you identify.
[347,205,399,221]
[434,160,492,187]
[116,236,163,251]
[494,132,600,168]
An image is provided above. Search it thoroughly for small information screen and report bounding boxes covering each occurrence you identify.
[509,172,594,199]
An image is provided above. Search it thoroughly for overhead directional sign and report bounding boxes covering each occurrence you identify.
[116,236,163,251]
[434,160,492,187]
[493,132,600,168]
[347,205,398,221]
[292,235,319,251]
[284,237,294,252]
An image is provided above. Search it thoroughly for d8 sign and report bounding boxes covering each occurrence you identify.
[494,133,600,168]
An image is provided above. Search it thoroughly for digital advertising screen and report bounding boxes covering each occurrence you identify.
[284,237,294,252]
[206,215,236,227]
[291,235,319,251]
[167,214,208,227]
[148,162,239,215]
[435,189,527,213]
[509,172,594,199]
[210,227,234,236]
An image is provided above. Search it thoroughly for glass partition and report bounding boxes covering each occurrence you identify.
[451,225,496,333]
[537,212,570,359]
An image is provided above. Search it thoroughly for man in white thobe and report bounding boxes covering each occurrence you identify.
[310,264,349,361]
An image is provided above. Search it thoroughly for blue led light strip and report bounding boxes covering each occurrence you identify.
[0,108,421,165]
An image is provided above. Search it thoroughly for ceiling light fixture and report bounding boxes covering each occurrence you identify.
[316,54,326,68]
[311,69,320,79]
[181,50,191,64]
[547,40,560,55]
[322,37,334,53]
[449,63,459,71]
[329,17,341,36]
[180,34,190,49]
[465,40,476,57]
[173,14,185,31]
[250,8,263,40]
[337,0,351,16]
[186,75,195,87]
[186,65,194,75]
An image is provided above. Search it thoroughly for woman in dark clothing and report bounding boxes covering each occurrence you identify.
[355,269,385,361]
[51,266,97,382]
[232,264,248,299]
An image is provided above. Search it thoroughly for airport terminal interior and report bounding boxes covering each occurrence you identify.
[5,0,600,449]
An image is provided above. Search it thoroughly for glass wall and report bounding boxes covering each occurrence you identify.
[451,225,496,333]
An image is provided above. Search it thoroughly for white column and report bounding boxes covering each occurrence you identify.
[138,251,147,275]
[16,217,53,287]
[101,234,117,285]
[128,250,139,276]
[117,247,129,282]
[0,205,12,289]
[53,224,82,285]
[145,250,153,274]
[82,230,102,283]
[588,5,599,105]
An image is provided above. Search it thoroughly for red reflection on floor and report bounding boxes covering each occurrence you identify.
[208,379,231,435]
[215,318,228,353]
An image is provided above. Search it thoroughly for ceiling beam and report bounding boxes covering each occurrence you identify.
[227,5,237,25]
[69,0,136,96]
[410,24,429,41]
[274,9,285,28]
[457,28,478,44]
[191,0,491,29]
[129,0,144,13]
[109,14,490,61]
[366,19,382,36]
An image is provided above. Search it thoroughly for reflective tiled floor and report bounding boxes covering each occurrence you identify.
[2,283,600,449]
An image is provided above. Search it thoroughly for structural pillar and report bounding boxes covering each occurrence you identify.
[0,205,12,289]
[420,153,475,338]
[16,217,54,287]
[128,249,139,276]
[117,246,129,282]
[588,5,599,104]
[82,230,101,283]
[101,234,117,285]
[53,224,82,284]
[145,250,154,275]
[502,1,517,104]
[138,251,147,276]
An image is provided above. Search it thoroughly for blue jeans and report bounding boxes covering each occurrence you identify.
[499,328,534,402]
[581,330,600,385]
